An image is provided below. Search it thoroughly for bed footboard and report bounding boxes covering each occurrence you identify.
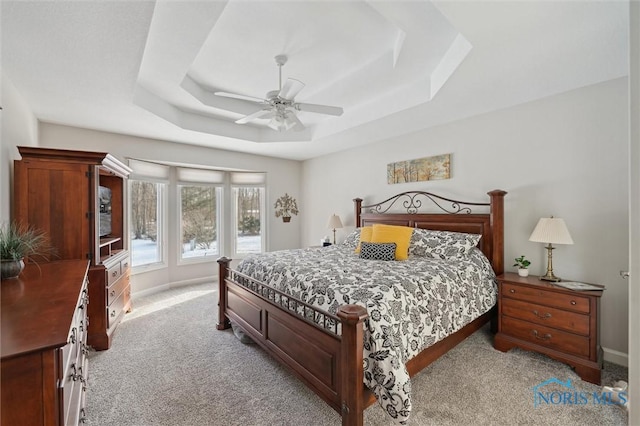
[217,257,369,426]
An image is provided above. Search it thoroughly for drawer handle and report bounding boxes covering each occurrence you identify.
[532,330,552,341]
[111,310,116,317]
[532,310,552,320]
[70,363,78,381]
[570,300,577,305]
[509,289,516,293]
[110,290,116,297]
[69,327,77,344]
[79,408,87,424]
[112,270,118,277]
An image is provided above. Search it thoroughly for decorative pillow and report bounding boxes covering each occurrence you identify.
[342,229,361,248]
[354,226,373,253]
[359,242,397,261]
[370,224,413,261]
[409,228,481,259]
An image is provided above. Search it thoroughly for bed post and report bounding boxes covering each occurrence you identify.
[337,304,368,426]
[217,257,231,330]
[353,198,363,228]
[488,190,507,276]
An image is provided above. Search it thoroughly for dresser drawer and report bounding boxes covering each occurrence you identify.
[106,263,122,286]
[62,355,85,425]
[63,355,87,426]
[501,298,590,336]
[107,272,129,306]
[501,316,590,357]
[502,282,590,314]
[108,290,126,329]
[120,256,130,273]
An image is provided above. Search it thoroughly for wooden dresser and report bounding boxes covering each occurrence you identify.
[1,260,90,425]
[494,272,604,384]
[14,146,132,350]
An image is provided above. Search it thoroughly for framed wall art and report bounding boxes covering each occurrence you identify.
[387,153,451,184]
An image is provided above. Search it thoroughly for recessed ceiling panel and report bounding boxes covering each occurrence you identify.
[189,1,399,100]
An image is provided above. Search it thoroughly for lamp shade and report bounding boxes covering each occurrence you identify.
[529,217,574,245]
[327,214,343,229]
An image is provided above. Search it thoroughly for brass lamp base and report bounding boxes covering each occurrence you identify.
[539,272,562,282]
[540,243,562,282]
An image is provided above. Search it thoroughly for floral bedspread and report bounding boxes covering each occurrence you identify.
[235,245,497,424]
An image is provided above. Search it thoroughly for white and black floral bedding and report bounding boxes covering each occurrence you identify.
[235,243,497,425]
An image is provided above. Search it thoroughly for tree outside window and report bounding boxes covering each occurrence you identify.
[180,185,219,259]
[234,187,264,254]
[130,180,163,267]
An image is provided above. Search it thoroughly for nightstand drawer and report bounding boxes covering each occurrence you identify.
[502,298,590,336]
[502,282,590,314]
[502,316,590,357]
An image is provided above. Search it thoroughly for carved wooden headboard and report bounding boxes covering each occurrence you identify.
[353,190,507,275]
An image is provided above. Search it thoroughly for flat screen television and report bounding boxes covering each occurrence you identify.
[98,185,112,237]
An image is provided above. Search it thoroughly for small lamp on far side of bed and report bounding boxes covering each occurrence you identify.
[529,216,574,282]
[327,214,343,245]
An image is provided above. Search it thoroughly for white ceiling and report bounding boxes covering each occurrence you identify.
[1,1,629,161]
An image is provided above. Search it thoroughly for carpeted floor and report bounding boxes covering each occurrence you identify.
[87,282,628,425]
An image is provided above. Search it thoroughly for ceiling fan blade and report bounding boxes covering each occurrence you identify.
[278,78,305,100]
[214,91,266,104]
[235,109,273,124]
[295,102,344,116]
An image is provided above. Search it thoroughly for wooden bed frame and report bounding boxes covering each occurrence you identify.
[217,190,506,426]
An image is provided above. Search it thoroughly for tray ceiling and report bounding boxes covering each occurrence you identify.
[1,1,629,160]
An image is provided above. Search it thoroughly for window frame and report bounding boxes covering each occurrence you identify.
[231,185,266,258]
[177,183,223,265]
[128,177,168,274]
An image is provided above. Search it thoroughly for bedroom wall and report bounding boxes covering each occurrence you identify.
[38,123,302,295]
[301,77,630,363]
[0,75,39,223]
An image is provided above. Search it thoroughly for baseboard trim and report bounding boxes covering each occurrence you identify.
[132,277,216,299]
[603,346,628,367]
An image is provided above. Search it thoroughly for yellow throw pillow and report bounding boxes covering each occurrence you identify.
[355,226,373,253]
[370,224,413,260]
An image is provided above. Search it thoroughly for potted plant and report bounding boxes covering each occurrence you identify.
[274,193,299,223]
[513,255,531,277]
[0,222,55,279]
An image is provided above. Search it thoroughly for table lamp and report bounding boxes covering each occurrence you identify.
[327,214,343,245]
[528,217,573,281]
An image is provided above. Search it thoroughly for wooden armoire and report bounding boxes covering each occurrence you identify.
[14,146,132,350]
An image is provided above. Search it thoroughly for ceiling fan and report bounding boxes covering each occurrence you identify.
[214,55,344,132]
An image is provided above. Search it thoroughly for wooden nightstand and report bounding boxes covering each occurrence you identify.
[493,273,604,385]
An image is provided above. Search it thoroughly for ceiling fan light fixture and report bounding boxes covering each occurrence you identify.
[267,113,286,131]
[283,113,298,131]
[267,111,298,132]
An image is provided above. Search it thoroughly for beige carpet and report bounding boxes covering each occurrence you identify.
[86,282,628,425]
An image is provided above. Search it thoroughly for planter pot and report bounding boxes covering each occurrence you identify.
[282,216,291,223]
[518,268,529,277]
[1,258,25,280]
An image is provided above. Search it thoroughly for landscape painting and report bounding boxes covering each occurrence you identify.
[387,154,451,184]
